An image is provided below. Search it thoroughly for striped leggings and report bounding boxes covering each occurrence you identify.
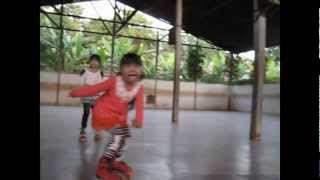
[104,125,131,160]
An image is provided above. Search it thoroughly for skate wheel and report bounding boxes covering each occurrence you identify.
[112,169,130,180]
[79,136,86,143]
[94,134,102,142]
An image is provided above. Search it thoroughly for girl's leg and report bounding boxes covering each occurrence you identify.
[79,103,90,142]
[81,103,91,131]
[114,128,131,160]
[97,126,130,177]
[104,126,130,159]
[99,127,131,161]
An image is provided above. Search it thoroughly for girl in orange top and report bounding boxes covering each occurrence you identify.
[69,53,144,179]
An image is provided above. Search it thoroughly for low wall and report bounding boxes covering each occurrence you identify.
[230,84,280,114]
[40,71,280,114]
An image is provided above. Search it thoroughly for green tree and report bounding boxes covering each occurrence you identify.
[186,46,204,81]
[199,50,228,84]
[158,43,175,80]
[266,46,280,63]
[186,46,205,109]
[265,46,280,83]
[40,4,85,72]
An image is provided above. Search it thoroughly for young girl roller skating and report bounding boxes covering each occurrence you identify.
[79,54,104,142]
[69,53,144,179]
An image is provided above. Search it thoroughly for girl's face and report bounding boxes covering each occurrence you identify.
[90,59,100,69]
[121,64,143,84]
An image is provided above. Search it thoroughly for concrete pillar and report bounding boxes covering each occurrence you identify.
[250,0,267,140]
[172,0,183,123]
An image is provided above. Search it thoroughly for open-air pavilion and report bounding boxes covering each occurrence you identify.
[40,0,280,179]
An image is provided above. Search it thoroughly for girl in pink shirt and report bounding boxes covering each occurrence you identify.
[79,54,104,142]
[70,53,144,179]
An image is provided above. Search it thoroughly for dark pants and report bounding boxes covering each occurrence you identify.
[81,103,93,130]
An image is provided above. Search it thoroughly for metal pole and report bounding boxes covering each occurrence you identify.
[227,53,234,111]
[250,0,266,141]
[110,0,117,74]
[44,11,169,31]
[40,8,60,28]
[154,31,160,108]
[56,4,64,105]
[172,0,183,123]
[194,80,197,110]
[194,39,199,110]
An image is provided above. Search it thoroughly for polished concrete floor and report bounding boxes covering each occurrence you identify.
[40,105,280,180]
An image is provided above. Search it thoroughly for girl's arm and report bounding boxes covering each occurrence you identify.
[133,86,144,126]
[70,76,115,97]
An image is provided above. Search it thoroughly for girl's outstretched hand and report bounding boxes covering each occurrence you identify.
[131,120,142,128]
[68,92,73,98]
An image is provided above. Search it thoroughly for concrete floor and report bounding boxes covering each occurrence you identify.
[40,105,280,180]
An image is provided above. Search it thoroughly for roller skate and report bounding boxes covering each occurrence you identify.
[112,160,133,177]
[79,129,87,143]
[96,156,132,180]
[94,133,102,142]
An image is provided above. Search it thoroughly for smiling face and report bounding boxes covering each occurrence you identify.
[121,63,143,84]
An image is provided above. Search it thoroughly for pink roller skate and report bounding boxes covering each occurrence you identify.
[79,130,87,143]
[112,160,133,177]
[96,157,132,180]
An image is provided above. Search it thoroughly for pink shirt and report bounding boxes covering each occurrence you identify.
[80,68,103,86]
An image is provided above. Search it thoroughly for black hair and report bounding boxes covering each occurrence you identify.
[120,53,142,67]
[89,54,101,64]
[117,53,145,80]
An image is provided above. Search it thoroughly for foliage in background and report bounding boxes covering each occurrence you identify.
[157,44,175,80]
[201,50,228,84]
[40,4,280,84]
[185,46,204,81]
[265,47,280,83]
[226,54,254,85]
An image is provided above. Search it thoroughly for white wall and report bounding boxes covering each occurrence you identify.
[40,71,280,114]
[230,85,280,114]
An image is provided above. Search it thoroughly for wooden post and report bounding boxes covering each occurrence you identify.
[172,0,183,123]
[227,53,234,111]
[194,81,197,110]
[56,4,64,105]
[110,0,117,74]
[250,0,266,141]
[154,31,160,108]
[194,39,199,110]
